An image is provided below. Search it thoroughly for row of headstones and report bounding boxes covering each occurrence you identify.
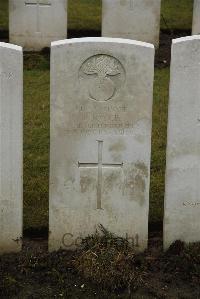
[7,0,200,51]
[0,35,200,254]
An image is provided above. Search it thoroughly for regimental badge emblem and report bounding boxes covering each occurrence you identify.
[79,54,126,102]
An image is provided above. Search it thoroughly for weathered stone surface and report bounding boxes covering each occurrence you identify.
[49,37,154,252]
[102,0,161,47]
[164,36,200,250]
[0,43,23,253]
[192,0,200,35]
[9,0,67,51]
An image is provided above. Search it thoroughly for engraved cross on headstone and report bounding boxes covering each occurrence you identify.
[25,0,51,33]
[78,140,123,210]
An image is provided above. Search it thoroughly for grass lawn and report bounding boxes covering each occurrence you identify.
[161,0,193,31]
[0,0,8,29]
[24,55,50,231]
[0,0,191,230]
[0,0,194,31]
[150,67,169,224]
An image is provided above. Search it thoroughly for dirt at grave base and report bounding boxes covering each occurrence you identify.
[0,231,200,299]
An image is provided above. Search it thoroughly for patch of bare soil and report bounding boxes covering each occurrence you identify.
[0,229,200,299]
[155,30,191,68]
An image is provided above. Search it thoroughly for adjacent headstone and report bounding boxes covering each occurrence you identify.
[102,0,161,47]
[49,37,154,252]
[164,36,200,250]
[0,43,23,253]
[9,0,67,51]
[192,0,200,35]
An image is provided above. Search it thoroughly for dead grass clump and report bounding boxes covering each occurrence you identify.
[73,226,146,292]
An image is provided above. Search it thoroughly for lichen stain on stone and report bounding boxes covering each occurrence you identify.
[120,0,127,6]
[109,140,126,161]
[104,172,120,192]
[80,175,95,193]
[123,162,148,206]
[134,174,145,205]
[134,162,148,177]
[125,173,145,206]
[109,140,126,152]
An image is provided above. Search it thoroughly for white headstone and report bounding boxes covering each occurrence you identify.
[192,0,200,35]
[9,0,67,51]
[164,36,200,249]
[49,37,154,252]
[102,0,161,47]
[0,43,23,253]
